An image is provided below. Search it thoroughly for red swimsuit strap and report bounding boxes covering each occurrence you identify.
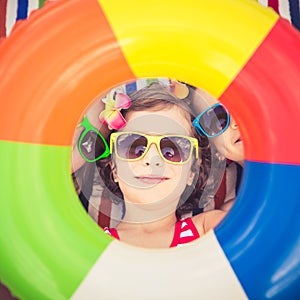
[104,217,200,247]
[170,218,200,247]
[103,227,120,240]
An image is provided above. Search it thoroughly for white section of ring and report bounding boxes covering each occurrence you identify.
[71,231,248,300]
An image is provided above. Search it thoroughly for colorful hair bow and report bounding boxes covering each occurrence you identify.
[169,80,189,99]
[99,92,131,130]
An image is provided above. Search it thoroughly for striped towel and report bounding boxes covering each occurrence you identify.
[0,0,46,38]
[258,0,300,30]
[1,1,299,39]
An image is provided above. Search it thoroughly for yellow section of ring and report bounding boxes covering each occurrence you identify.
[98,0,278,97]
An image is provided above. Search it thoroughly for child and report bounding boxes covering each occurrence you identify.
[190,87,244,212]
[71,78,191,224]
[74,83,229,248]
[91,82,227,248]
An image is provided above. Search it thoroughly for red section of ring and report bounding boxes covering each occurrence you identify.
[0,0,135,145]
[220,18,300,165]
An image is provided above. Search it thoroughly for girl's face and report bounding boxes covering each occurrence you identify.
[212,116,244,166]
[194,89,244,166]
[112,107,197,211]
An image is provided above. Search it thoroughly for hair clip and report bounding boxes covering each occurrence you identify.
[169,80,190,99]
[99,91,131,130]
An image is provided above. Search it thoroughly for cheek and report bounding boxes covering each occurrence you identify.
[113,157,136,176]
[113,160,138,189]
[173,163,194,185]
[114,160,127,178]
[212,134,230,155]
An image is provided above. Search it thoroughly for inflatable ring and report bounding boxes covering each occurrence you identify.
[0,0,300,299]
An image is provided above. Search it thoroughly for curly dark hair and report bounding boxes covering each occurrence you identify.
[96,82,211,219]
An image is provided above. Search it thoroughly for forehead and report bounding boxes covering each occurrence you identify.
[122,107,192,135]
[194,89,219,110]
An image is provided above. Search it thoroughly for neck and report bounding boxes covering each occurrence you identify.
[118,211,177,233]
[121,197,179,224]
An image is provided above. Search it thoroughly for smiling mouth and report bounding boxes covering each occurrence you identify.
[235,138,242,144]
[135,176,169,184]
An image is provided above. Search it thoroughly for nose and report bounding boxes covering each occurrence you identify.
[142,144,164,167]
[229,117,239,129]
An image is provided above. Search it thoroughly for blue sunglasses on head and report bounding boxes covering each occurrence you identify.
[192,103,230,138]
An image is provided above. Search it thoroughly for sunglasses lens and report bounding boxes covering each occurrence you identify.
[115,134,193,163]
[80,130,107,161]
[199,105,229,137]
[116,133,148,159]
[160,137,191,163]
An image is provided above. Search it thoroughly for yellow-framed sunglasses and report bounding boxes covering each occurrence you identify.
[110,132,198,165]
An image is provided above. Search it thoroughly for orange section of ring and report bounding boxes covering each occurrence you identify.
[0,0,135,146]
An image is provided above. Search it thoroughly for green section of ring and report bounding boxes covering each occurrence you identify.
[0,141,112,300]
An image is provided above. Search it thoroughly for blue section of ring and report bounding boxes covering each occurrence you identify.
[215,161,300,299]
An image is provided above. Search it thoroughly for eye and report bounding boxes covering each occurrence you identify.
[127,137,147,159]
[160,138,182,162]
[117,134,147,159]
[129,144,146,158]
[217,117,227,130]
[161,146,175,158]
